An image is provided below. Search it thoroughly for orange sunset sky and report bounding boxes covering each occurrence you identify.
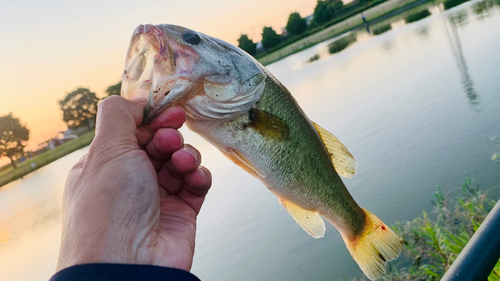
[0,0,317,163]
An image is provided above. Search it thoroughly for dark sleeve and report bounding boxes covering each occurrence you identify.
[49,263,201,281]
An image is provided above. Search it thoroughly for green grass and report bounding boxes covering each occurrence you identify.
[0,163,12,174]
[405,9,431,23]
[349,177,500,280]
[0,131,95,187]
[328,33,357,54]
[372,23,392,35]
[444,0,471,9]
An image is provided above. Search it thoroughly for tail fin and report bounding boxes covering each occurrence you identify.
[343,209,402,280]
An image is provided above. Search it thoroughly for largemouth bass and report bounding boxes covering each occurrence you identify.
[121,24,402,280]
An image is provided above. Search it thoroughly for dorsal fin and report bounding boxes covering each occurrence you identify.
[280,198,325,239]
[313,122,357,179]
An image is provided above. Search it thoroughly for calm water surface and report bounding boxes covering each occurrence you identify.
[1,1,500,280]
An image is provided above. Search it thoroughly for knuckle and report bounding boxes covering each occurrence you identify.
[99,95,124,112]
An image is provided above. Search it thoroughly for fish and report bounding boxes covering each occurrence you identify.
[120,24,402,280]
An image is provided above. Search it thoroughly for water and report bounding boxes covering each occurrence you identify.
[1,1,500,280]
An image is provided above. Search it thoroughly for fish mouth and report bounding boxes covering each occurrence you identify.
[121,24,199,125]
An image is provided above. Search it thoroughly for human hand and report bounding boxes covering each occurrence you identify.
[56,96,211,272]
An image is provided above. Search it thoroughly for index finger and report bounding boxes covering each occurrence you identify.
[137,106,186,146]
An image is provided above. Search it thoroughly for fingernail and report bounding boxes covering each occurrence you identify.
[185,149,199,162]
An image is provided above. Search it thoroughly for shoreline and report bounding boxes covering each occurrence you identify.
[257,0,438,66]
[0,131,94,188]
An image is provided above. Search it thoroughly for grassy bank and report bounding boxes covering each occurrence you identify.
[349,177,500,280]
[256,0,474,66]
[0,131,95,187]
[257,0,430,65]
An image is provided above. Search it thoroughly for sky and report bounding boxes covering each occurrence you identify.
[0,0,317,160]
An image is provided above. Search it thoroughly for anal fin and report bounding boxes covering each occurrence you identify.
[313,122,357,179]
[281,199,325,239]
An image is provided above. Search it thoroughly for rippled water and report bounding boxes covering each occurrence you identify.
[1,1,500,280]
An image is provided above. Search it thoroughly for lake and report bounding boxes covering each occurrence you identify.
[1,0,500,280]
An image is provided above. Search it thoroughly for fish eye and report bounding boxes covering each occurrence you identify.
[182,30,201,45]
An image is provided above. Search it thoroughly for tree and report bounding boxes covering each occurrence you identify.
[261,26,281,50]
[59,88,99,130]
[331,0,344,16]
[0,113,29,168]
[237,34,257,56]
[105,81,122,97]
[312,0,344,26]
[286,12,308,36]
[313,0,334,26]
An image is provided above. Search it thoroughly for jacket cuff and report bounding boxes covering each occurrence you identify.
[49,263,201,281]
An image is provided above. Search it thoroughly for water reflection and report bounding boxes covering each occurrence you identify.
[0,147,86,281]
[0,230,9,248]
[382,40,394,51]
[444,12,481,110]
[304,0,490,111]
[450,9,470,25]
[304,0,500,67]
[472,0,500,18]
[307,54,320,63]
[416,25,430,39]
[328,33,357,54]
[391,19,407,30]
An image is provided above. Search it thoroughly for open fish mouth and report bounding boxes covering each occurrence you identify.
[121,24,199,125]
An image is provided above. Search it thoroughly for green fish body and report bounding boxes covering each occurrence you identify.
[186,71,366,237]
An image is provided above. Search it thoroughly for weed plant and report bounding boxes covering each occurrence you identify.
[405,9,431,23]
[328,33,357,54]
[444,0,471,10]
[349,177,500,280]
[372,24,392,35]
[307,54,320,63]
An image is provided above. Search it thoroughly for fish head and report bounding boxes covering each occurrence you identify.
[121,24,266,125]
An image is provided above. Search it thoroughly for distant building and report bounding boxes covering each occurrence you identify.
[305,15,314,25]
[63,127,87,139]
[256,41,265,54]
[281,27,288,37]
[63,119,95,139]
[37,136,72,151]
[38,127,83,152]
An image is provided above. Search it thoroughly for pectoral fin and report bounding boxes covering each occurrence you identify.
[281,199,325,239]
[313,122,357,179]
[245,108,290,142]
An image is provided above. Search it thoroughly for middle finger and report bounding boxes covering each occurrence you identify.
[145,128,184,164]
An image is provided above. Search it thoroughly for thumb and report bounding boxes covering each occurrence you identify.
[95,96,145,136]
[86,96,146,167]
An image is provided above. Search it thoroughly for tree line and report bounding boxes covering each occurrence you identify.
[0,81,121,168]
[237,0,369,56]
